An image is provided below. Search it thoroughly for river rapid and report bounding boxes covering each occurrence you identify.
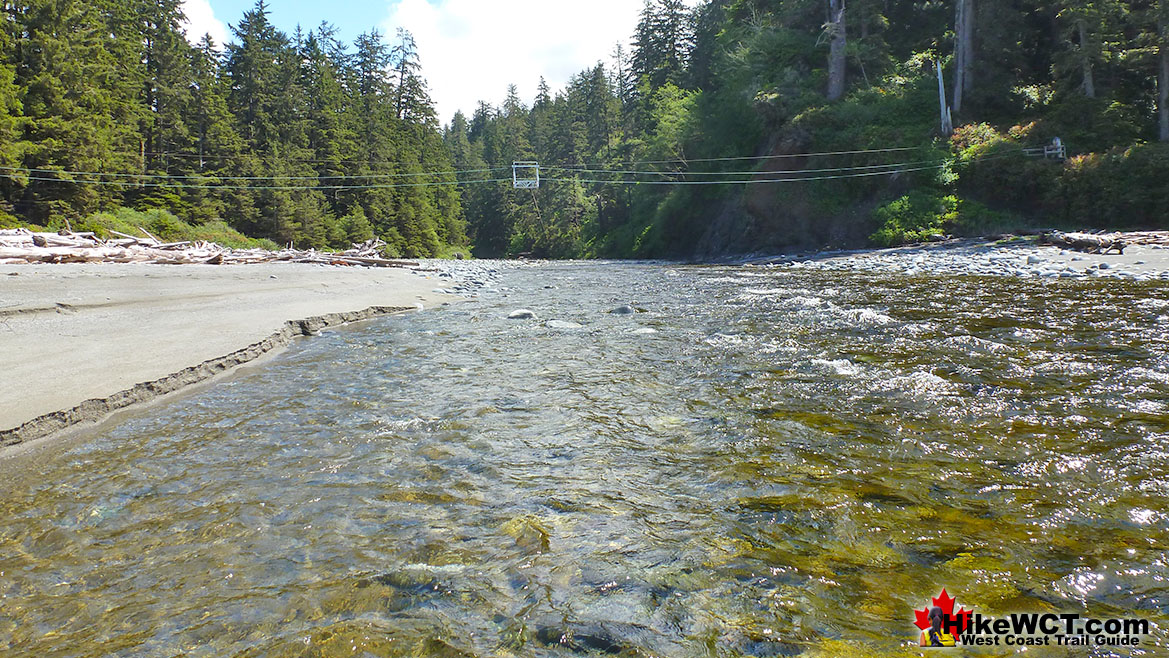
[1,262,1167,657]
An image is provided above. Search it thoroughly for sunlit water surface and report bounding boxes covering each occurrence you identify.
[2,263,1168,657]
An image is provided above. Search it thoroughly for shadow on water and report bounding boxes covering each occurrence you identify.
[1,262,1168,657]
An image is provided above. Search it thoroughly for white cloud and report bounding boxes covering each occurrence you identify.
[383,0,701,125]
[181,0,230,48]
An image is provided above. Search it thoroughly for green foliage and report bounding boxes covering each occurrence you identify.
[338,206,375,246]
[871,191,1027,246]
[952,122,1169,229]
[0,0,466,256]
[869,191,958,246]
[1038,97,1146,153]
[72,207,278,249]
[795,72,939,151]
[3,0,1165,258]
[0,210,22,229]
[1052,144,1169,228]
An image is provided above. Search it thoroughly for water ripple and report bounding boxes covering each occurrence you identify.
[1,263,1167,656]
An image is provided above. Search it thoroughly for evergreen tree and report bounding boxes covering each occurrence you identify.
[184,35,247,224]
[11,0,141,223]
[0,7,25,220]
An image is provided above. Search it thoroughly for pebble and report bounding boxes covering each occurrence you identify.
[407,258,532,300]
[762,243,1167,283]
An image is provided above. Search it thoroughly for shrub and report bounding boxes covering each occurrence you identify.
[74,207,278,249]
[869,191,958,246]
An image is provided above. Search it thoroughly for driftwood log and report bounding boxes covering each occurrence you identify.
[0,228,419,268]
[1039,230,1126,254]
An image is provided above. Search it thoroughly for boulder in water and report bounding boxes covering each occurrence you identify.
[508,309,537,320]
[502,515,550,553]
[533,619,649,655]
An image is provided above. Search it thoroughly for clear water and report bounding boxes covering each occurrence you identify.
[1,263,1168,657]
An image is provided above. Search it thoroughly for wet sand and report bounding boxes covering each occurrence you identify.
[0,263,454,446]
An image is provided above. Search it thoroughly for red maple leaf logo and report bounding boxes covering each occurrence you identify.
[914,588,972,634]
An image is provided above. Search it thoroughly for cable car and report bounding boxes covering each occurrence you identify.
[512,161,540,189]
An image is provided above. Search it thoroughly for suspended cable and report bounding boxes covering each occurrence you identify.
[131,145,925,169]
[139,150,480,168]
[544,165,945,186]
[542,152,1019,186]
[0,149,1020,191]
[563,146,926,169]
[0,173,512,191]
[0,164,509,181]
[544,157,958,177]
[555,151,1022,184]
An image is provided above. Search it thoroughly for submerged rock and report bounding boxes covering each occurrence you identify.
[508,309,537,320]
[502,515,550,552]
[534,620,646,655]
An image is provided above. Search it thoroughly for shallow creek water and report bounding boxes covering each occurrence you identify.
[1,262,1168,657]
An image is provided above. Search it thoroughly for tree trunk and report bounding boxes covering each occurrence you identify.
[826,0,847,101]
[1161,16,1169,142]
[953,0,974,114]
[1079,20,1095,98]
[937,60,953,136]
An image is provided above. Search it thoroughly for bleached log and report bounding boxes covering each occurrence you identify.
[0,230,422,268]
[1040,230,1126,254]
[137,226,162,244]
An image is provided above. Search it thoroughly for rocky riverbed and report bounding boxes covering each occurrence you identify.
[413,258,537,298]
[757,237,1169,282]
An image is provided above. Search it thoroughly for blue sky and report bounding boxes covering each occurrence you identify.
[182,0,703,124]
[191,0,378,45]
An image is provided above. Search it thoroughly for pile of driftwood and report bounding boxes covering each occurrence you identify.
[0,228,418,268]
[1113,231,1169,247]
[1040,230,1127,254]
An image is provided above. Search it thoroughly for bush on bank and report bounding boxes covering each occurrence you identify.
[0,207,279,250]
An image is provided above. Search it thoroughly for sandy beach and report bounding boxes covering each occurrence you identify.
[0,263,458,447]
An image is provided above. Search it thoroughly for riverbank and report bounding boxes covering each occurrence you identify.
[5,238,1164,449]
[0,261,507,449]
[751,234,1169,281]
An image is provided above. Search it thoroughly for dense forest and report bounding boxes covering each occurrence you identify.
[455,0,1169,257]
[1,0,1168,258]
[0,0,467,256]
